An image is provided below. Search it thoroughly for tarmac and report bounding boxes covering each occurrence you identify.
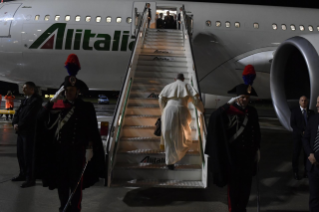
[0,106,311,212]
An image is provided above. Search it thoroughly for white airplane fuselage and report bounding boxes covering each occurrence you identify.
[0,0,318,100]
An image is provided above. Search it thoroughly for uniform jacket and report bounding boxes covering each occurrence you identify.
[302,114,319,172]
[12,94,43,135]
[290,106,314,137]
[5,95,15,109]
[36,99,106,190]
[205,103,261,187]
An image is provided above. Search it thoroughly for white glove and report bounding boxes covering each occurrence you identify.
[50,86,64,103]
[86,149,93,162]
[256,149,260,163]
[227,95,242,105]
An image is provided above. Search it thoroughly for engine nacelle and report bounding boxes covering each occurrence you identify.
[271,35,319,131]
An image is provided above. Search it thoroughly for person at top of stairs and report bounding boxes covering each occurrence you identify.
[159,73,204,170]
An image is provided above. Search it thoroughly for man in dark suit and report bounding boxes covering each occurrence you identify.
[177,7,182,30]
[302,95,319,211]
[156,13,164,29]
[290,95,314,180]
[12,81,43,188]
[146,3,151,28]
[165,11,175,29]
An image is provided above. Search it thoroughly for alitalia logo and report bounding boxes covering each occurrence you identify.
[29,23,134,51]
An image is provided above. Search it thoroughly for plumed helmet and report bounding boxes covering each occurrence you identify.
[228,65,258,96]
[65,54,81,76]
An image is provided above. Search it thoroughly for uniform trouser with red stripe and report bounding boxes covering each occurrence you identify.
[58,178,83,212]
[227,174,252,212]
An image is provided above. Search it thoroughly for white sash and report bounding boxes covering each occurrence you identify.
[47,107,75,140]
[229,115,248,144]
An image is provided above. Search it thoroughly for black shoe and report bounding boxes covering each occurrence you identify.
[20,181,35,188]
[293,172,300,180]
[11,175,26,181]
[167,164,175,170]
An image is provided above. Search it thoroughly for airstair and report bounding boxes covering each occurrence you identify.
[106,5,208,188]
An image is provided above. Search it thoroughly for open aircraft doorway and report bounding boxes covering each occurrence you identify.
[156,6,178,30]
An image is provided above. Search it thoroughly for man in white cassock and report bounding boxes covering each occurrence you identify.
[159,73,204,170]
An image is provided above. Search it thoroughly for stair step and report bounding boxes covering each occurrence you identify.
[146,28,184,34]
[141,49,185,54]
[118,149,199,155]
[145,34,183,39]
[115,163,201,170]
[122,125,197,138]
[131,84,165,92]
[138,55,187,62]
[126,105,161,116]
[135,71,189,79]
[111,179,204,188]
[144,41,184,47]
[124,114,158,126]
[119,136,199,150]
[133,77,181,85]
[129,92,159,98]
[144,39,183,44]
[143,44,185,51]
[128,104,159,108]
[131,85,163,93]
[113,167,201,181]
[137,60,189,67]
[136,65,190,72]
[116,149,201,165]
[128,98,158,105]
[124,114,197,128]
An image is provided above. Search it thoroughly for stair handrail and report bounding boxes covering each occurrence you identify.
[106,4,149,186]
[181,6,207,166]
[181,5,202,100]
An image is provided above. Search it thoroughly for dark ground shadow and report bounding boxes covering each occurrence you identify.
[123,129,309,210]
[123,187,223,207]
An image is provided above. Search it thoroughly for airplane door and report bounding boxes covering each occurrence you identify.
[0,4,21,37]
[131,2,156,36]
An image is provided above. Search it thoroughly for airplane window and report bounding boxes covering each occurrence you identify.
[106,16,112,23]
[127,17,132,24]
[86,16,91,22]
[116,17,122,23]
[225,22,230,28]
[309,26,314,32]
[206,21,211,27]
[96,17,101,23]
[300,25,304,31]
[44,15,50,21]
[55,16,60,21]
[65,16,71,21]
[272,24,277,30]
[235,22,240,28]
[75,16,81,22]
[35,15,40,21]
[282,24,287,30]
[253,23,259,29]
[215,21,221,27]
[291,25,296,31]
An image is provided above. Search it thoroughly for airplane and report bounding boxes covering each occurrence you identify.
[0,0,317,130]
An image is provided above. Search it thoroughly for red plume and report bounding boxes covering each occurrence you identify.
[65,54,81,69]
